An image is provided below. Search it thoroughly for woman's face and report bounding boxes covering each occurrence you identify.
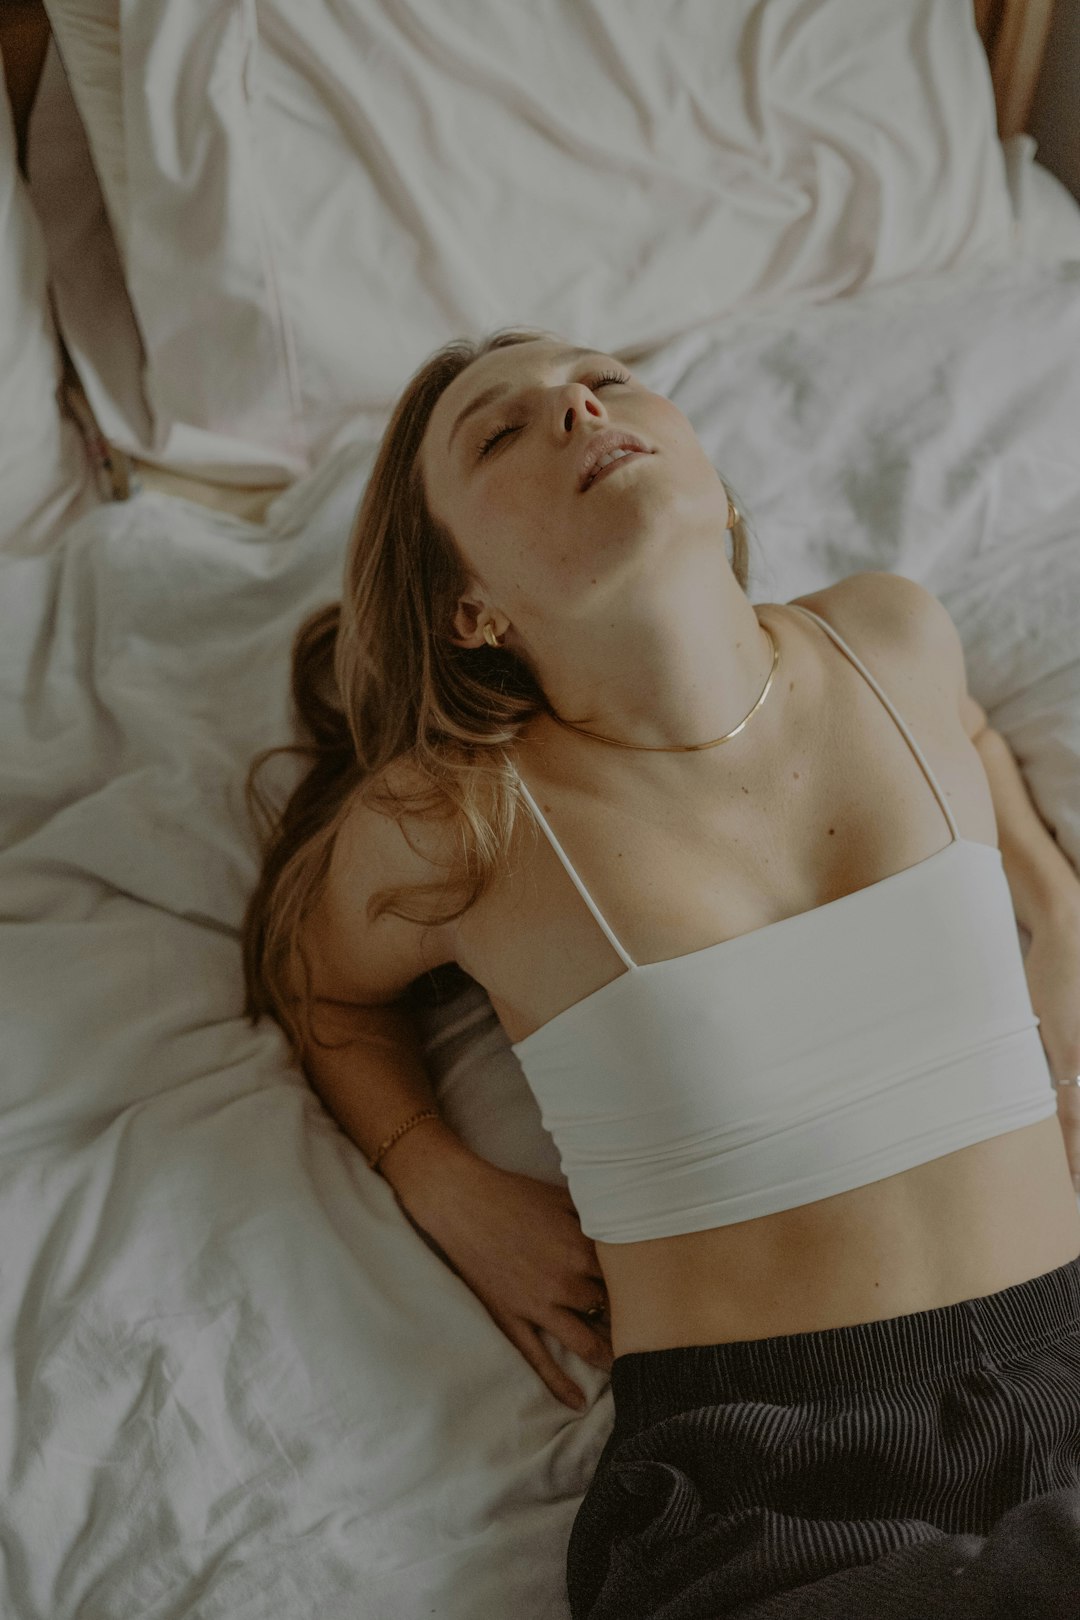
[419,338,731,648]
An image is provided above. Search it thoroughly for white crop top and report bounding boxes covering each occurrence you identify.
[509,603,1057,1244]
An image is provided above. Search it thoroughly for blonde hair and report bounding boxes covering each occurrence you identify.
[240,327,754,1067]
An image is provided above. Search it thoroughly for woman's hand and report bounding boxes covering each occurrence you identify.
[1023,919,1080,1189]
[398,1151,614,1412]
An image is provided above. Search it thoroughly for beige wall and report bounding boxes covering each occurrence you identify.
[1028,0,1080,202]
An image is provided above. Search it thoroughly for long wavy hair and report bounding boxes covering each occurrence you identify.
[240,327,754,1068]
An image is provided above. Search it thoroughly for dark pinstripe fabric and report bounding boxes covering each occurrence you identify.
[566,1251,1080,1618]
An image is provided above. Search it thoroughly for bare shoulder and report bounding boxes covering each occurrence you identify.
[789,571,978,729]
[294,755,462,1009]
[793,569,946,645]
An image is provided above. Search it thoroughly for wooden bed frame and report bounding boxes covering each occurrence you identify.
[0,1,1062,170]
[974,0,1058,139]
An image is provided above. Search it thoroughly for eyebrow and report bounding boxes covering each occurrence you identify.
[447,346,599,459]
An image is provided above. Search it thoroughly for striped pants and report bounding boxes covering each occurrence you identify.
[566,1251,1080,1618]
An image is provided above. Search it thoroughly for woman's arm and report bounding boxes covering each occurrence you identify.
[300,993,613,1407]
[285,782,482,1210]
[284,782,613,1408]
[302,995,476,1203]
[974,723,1080,1188]
[973,725,1080,938]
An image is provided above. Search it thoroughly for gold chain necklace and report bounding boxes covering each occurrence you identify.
[547,622,778,752]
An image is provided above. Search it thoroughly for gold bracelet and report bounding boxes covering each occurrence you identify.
[367,1108,441,1172]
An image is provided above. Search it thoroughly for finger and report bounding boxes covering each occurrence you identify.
[565,1282,613,1344]
[568,1295,613,1351]
[567,1272,610,1312]
[496,1313,589,1411]
[547,1305,616,1372]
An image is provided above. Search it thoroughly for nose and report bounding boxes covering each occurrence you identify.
[560,388,604,435]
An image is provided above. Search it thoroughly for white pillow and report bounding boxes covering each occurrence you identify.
[0,47,93,554]
[38,0,1017,485]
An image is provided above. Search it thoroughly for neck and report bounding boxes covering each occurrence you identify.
[529,551,776,752]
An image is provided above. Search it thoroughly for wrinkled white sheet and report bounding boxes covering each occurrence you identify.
[34,0,1016,484]
[2,257,1080,1619]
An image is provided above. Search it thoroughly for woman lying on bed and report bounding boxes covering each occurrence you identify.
[241,331,1080,1617]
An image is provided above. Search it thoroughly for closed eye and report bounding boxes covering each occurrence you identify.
[476,369,630,459]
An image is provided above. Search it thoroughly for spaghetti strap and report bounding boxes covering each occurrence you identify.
[515,773,638,970]
[786,602,960,843]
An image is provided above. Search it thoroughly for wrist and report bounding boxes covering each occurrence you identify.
[376,1114,480,1213]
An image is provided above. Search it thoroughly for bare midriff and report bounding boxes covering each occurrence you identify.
[597,1113,1080,1356]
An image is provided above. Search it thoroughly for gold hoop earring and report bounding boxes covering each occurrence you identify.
[482,622,503,649]
[726,499,739,531]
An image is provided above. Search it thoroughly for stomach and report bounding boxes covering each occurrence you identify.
[597,1113,1080,1356]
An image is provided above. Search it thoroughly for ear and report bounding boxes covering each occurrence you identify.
[448,592,493,650]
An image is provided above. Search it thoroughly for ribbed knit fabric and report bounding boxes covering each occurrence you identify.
[566,1251,1080,1618]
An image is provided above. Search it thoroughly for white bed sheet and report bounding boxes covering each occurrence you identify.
[32,0,1018,486]
[2,255,1080,1619]
[17,38,1080,537]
